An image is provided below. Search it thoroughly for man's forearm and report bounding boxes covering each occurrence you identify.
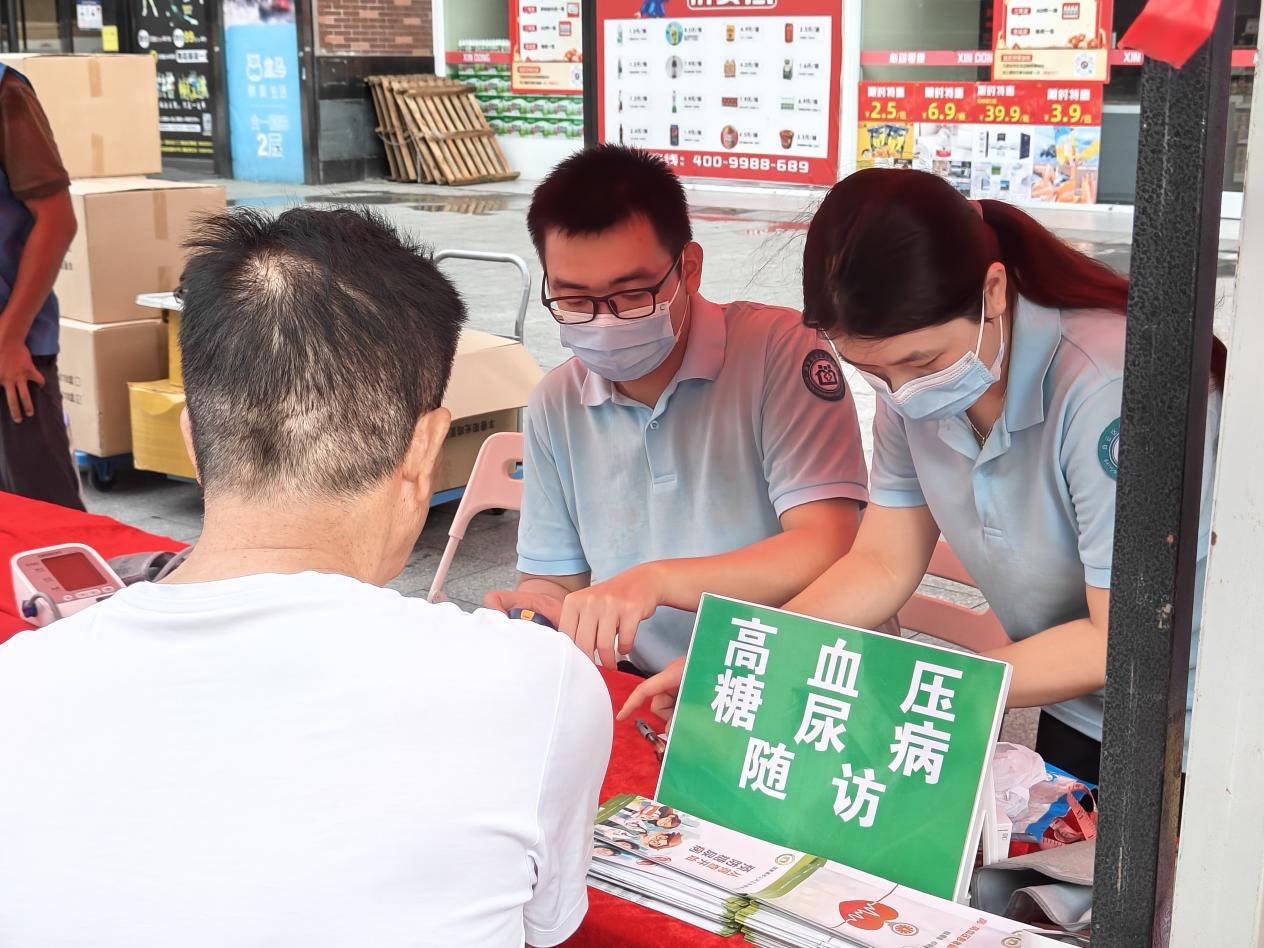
[0,196,75,345]
[650,525,853,614]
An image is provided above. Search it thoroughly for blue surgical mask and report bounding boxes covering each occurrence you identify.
[559,278,686,382]
[829,296,1005,422]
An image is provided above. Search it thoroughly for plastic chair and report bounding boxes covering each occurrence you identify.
[427,432,525,603]
[897,539,1010,653]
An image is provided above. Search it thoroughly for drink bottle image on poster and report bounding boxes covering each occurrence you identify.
[224,0,304,182]
[992,0,1112,82]
[134,0,215,158]
[510,1,584,94]
[595,0,842,186]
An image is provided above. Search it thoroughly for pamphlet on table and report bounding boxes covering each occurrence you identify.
[590,793,1035,947]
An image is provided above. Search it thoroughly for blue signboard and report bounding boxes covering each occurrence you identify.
[225,18,303,182]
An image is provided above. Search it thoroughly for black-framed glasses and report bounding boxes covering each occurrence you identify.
[541,257,682,325]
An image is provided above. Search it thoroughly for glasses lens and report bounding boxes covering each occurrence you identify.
[610,290,657,320]
[550,297,594,324]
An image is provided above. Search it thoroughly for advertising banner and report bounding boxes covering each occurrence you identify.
[510,1,584,94]
[595,0,842,186]
[135,0,215,158]
[858,80,1102,204]
[224,0,303,182]
[992,0,1113,82]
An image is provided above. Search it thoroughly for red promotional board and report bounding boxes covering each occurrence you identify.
[594,0,843,186]
[857,80,1103,204]
[858,81,1101,128]
[510,1,584,94]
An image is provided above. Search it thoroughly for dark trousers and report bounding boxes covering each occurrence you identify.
[0,355,84,510]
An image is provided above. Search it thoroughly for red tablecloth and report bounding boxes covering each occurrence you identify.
[0,491,733,947]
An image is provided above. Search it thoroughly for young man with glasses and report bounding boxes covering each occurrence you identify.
[486,145,870,675]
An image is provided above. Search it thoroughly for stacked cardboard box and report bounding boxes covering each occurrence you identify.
[0,53,161,179]
[57,179,225,467]
[1,52,228,465]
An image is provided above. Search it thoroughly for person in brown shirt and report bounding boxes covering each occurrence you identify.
[0,62,83,509]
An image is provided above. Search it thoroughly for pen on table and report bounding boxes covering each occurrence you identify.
[635,718,667,762]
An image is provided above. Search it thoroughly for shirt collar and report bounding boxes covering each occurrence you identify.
[578,293,727,407]
[1002,295,1062,433]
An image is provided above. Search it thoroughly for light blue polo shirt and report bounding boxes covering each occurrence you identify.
[871,297,1219,747]
[519,294,870,673]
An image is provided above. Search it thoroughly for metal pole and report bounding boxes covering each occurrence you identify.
[581,0,597,146]
[1092,0,1233,943]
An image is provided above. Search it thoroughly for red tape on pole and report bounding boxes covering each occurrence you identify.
[1119,0,1225,68]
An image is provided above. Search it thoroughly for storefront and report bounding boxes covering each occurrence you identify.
[433,0,586,177]
[1,0,231,176]
[583,0,1259,214]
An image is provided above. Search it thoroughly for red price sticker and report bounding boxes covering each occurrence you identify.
[974,82,1031,124]
[917,84,972,123]
[859,83,912,123]
[1034,84,1100,125]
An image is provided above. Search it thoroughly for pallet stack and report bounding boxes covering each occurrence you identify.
[368,75,519,186]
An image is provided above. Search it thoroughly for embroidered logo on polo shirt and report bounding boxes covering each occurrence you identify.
[802,349,845,402]
[1097,418,1121,479]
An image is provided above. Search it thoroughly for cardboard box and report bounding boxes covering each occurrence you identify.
[58,318,167,457]
[126,329,543,489]
[58,179,226,324]
[136,292,183,386]
[434,409,521,495]
[128,378,195,479]
[435,330,542,493]
[0,53,160,178]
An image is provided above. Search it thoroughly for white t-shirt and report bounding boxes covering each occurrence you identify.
[0,571,612,947]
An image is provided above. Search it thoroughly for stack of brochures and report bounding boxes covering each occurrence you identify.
[590,793,1043,948]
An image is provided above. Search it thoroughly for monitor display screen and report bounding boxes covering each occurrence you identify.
[41,551,106,591]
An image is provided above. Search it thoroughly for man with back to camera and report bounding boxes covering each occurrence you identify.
[487,145,872,677]
[0,61,82,508]
[0,208,612,947]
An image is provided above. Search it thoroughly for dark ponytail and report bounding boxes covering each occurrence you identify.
[803,168,1225,386]
[976,199,1128,312]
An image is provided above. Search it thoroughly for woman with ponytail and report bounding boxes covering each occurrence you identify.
[622,168,1221,780]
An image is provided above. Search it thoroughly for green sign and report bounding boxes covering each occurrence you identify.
[656,595,1011,901]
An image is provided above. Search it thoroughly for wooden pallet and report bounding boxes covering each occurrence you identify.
[367,75,518,186]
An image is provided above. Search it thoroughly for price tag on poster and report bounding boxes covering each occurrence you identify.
[857,82,913,122]
[973,82,1033,125]
[1032,83,1102,126]
[917,83,973,124]
[510,1,584,94]
[595,0,842,186]
[992,0,1113,82]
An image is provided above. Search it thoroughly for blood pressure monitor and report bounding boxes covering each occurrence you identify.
[11,544,125,628]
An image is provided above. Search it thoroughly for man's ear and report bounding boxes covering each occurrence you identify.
[401,407,452,500]
[178,407,202,486]
[682,240,704,294]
